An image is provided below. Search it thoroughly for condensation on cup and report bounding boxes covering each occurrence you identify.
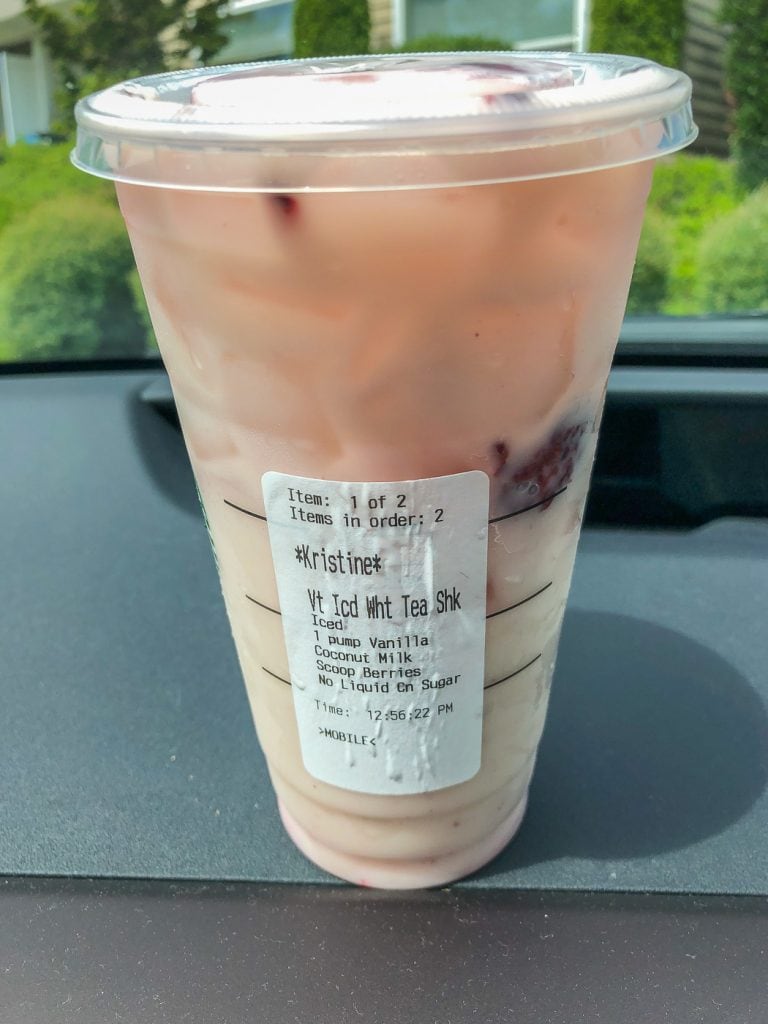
[74,53,696,888]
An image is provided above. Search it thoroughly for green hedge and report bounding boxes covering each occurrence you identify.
[0,141,110,234]
[0,148,761,366]
[696,186,768,312]
[293,0,370,57]
[589,0,684,68]
[645,155,745,314]
[624,154,750,316]
[393,34,513,53]
[0,197,147,361]
[720,0,768,191]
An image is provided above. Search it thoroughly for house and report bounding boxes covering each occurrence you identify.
[0,0,725,153]
[0,0,55,143]
[683,0,730,156]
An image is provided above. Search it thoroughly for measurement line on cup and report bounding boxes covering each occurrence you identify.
[224,498,267,521]
[486,581,553,620]
[246,594,282,615]
[261,666,292,687]
[488,486,568,526]
[484,653,543,693]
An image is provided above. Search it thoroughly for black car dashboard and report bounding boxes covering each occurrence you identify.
[1,355,767,1022]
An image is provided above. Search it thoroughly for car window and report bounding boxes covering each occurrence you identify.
[1,0,766,366]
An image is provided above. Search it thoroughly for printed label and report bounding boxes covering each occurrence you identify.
[262,472,489,795]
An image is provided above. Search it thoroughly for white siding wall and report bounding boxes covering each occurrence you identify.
[684,0,730,156]
[369,0,394,51]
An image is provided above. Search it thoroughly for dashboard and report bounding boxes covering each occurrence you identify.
[1,362,767,1022]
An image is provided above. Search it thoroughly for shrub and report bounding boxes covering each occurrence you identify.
[0,141,111,235]
[393,34,513,53]
[720,0,768,191]
[293,0,370,57]
[0,197,146,361]
[650,155,744,222]
[696,186,768,313]
[589,0,684,69]
[626,209,673,314]
[645,154,744,313]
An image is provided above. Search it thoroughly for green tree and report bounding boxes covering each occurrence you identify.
[24,0,228,129]
[720,0,768,191]
[293,0,370,58]
[589,0,685,69]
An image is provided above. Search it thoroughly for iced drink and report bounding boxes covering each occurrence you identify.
[74,54,695,888]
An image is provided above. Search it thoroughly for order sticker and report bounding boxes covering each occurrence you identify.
[262,472,489,795]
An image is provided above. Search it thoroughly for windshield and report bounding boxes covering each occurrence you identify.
[0,0,765,367]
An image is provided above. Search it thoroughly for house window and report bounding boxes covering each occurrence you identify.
[403,0,578,50]
[218,0,294,63]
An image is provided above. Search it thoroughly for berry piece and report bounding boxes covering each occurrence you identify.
[270,194,299,220]
[490,440,509,475]
[492,420,587,514]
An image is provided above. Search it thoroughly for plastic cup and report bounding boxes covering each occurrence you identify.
[74,53,695,888]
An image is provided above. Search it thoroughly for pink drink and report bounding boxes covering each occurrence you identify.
[75,54,695,888]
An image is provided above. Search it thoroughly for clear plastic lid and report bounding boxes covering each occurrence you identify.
[73,52,696,192]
